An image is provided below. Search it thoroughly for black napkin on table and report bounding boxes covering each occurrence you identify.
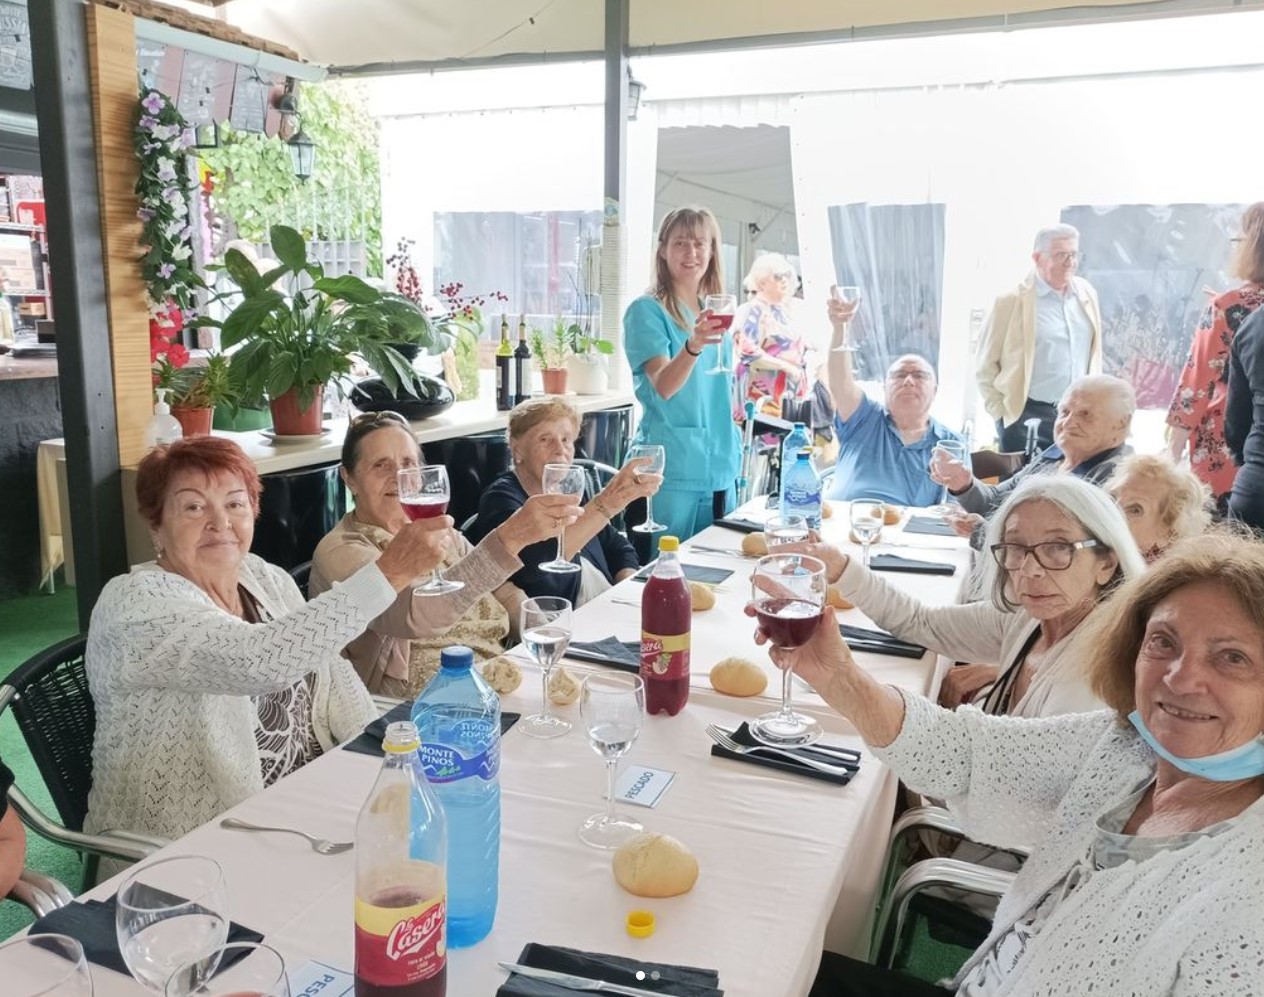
[868,553,956,576]
[838,623,926,659]
[902,515,959,537]
[498,942,723,997]
[633,563,733,585]
[30,893,263,978]
[708,722,859,787]
[566,637,641,672]
[343,700,521,757]
[712,516,765,535]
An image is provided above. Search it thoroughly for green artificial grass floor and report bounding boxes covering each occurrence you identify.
[0,584,82,939]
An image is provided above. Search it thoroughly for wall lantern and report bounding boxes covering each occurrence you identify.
[287,128,316,182]
[627,67,645,121]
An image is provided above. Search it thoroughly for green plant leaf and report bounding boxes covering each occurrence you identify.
[220,291,286,348]
[223,249,263,296]
[314,274,379,304]
[269,225,308,271]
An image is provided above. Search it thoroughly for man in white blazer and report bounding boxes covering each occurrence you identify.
[976,224,1103,452]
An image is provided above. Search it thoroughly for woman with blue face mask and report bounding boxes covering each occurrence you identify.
[770,531,1264,997]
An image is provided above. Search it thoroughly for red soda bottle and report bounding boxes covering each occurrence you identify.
[355,721,449,997]
[641,535,691,715]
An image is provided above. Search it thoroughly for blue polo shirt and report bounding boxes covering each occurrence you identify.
[825,394,962,506]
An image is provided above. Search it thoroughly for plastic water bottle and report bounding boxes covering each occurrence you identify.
[779,422,811,496]
[411,646,500,948]
[781,451,822,529]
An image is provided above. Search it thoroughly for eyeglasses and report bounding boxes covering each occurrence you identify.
[351,411,410,428]
[886,369,933,383]
[772,272,794,282]
[989,538,1099,571]
[1048,251,1082,265]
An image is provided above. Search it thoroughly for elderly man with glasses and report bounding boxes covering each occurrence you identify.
[822,295,963,506]
[976,223,1103,453]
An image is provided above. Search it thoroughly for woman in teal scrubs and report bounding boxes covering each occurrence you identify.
[623,207,741,541]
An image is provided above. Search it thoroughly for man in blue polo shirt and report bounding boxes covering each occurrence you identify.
[823,295,962,506]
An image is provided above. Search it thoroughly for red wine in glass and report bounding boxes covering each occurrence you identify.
[755,598,823,649]
[711,313,734,332]
[400,496,449,521]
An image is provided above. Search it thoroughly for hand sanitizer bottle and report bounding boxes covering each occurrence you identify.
[145,388,183,448]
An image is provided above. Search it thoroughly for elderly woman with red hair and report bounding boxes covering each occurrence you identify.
[84,436,451,851]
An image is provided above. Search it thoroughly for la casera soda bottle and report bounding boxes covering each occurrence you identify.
[355,721,448,997]
[641,535,691,715]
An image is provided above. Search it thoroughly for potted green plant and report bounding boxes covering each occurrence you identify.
[529,320,573,395]
[170,352,238,437]
[202,225,446,436]
[566,323,615,395]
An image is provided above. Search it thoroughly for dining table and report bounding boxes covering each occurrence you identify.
[20,499,972,997]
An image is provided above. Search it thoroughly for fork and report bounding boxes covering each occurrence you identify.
[704,725,850,775]
[219,817,353,855]
[688,545,751,559]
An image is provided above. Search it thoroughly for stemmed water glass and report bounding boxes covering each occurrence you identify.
[750,554,827,747]
[540,463,586,573]
[397,465,462,595]
[578,673,646,849]
[928,440,970,516]
[849,497,885,567]
[0,934,94,997]
[765,513,809,549]
[703,293,736,375]
[519,596,574,739]
[116,855,229,993]
[164,942,290,997]
[830,285,861,353]
[627,444,667,534]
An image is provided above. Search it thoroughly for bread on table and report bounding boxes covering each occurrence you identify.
[709,656,768,697]
[613,832,699,898]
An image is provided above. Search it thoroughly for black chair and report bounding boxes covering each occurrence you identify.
[288,560,312,600]
[0,636,164,888]
[969,449,1028,484]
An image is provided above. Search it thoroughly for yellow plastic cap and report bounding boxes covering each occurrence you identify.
[658,536,680,553]
[626,910,655,938]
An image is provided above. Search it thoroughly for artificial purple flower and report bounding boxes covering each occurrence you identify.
[141,91,164,115]
[137,207,155,222]
[158,263,176,280]
[156,159,177,183]
[139,115,158,131]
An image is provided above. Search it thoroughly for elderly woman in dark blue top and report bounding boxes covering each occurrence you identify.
[469,398,662,606]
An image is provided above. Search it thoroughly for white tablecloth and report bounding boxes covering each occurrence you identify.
[27,502,970,997]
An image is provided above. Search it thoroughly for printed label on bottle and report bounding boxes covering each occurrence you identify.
[640,631,690,680]
[355,891,446,986]
[418,723,499,783]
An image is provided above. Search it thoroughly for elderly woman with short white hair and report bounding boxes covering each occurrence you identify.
[732,252,811,417]
[1106,453,1212,562]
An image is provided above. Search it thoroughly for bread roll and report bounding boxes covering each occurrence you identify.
[821,501,834,519]
[882,504,902,526]
[547,666,580,706]
[709,656,768,697]
[690,581,716,611]
[481,656,522,695]
[826,588,855,611]
[741,533,768,556]
[613,832,699,898]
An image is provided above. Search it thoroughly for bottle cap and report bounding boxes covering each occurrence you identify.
[796,450,812,461]
[382,720,421,753]
[793,421,806,430]
[440,645,475,671]
[658,536,680,553]
[154,387,172,415]
[626,910,655,938]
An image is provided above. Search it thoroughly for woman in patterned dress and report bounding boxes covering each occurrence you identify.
[732,252,812,418]
[1166,203,1264,507]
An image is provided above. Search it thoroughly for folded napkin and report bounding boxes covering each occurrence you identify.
[712,516,766,535]
[343,700,521,757]
[498,942,723,997]
[633,563,733,585]
[838,624,927,660]
[30,894,263,978]
[708,722,859,787]
[868,553,956,576]
[902,515,959,537]
[566,637,641,672]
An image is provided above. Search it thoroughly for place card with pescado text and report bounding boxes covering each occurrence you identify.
[289,960,354,997]
[614,765,677,809]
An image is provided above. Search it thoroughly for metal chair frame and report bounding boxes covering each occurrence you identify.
[6,865,74,918]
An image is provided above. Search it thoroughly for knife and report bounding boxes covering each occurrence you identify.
[499,961,674,997]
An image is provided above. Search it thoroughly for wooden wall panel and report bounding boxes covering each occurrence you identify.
[85,3,151,469]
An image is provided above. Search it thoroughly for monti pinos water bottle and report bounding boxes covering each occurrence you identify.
[411,645,501,947]
[781,450,822,530]
[354,721,448,997]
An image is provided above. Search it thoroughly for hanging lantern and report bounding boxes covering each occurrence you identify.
[288,128,316,182]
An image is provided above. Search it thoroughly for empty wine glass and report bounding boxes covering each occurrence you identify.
[397,465,462,595]
[850,498,885,567]
[0,934,93,997]
[703,293,736,375]
[540,463,586,573]
[830,285,861,353]
[578,673,646,849]
[626,444,666,534]
[750,554,827,747]
[928,439,970,516]
[520,596,573,738]
[116,855,229,993]
[164,941,290,997]
[765,513,809,549]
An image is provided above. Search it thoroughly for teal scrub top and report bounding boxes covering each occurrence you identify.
[623,295,741,492]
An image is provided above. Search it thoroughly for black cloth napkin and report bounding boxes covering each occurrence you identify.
[498,942,723,996]
[30,893,263,978]
[708,722,859,787]
[869,553,956,576]
[839,623,927,659]
[566,637,641,672]
[633,563,733,585]
[902,515,959,537]
[343,700,521,757]
[712,516,765,535]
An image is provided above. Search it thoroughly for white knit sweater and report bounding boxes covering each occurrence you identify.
[875,694,1264,995]
[84,556,390,846]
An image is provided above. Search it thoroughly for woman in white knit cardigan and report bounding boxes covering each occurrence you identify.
[83,437,471,855]
[769,532,1264,996]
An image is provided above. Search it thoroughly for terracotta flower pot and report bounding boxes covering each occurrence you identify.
[171,405,213,437]
[540,368,569,395]
[269,385,325,436]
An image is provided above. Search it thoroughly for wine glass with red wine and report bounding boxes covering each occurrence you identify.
[750,553,827,747]
[396,465,463,596]
[703,293,736,375]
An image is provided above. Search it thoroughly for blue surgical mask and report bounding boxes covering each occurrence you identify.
[1129,710,1264,782]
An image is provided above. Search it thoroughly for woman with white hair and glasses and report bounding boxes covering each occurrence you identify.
[780,475,1145,716]
[732,252,812,418]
